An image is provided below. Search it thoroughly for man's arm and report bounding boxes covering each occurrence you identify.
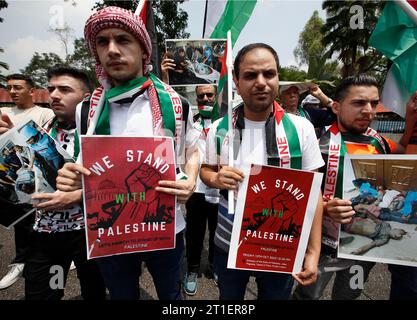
[0,114,14,134]
[32,190,83,211]
[398,91,417,153]
[309,85,333,107]
[293,192,323,286]
[200,164,244,190]
[161,57,175,83]
[156,147,199,203]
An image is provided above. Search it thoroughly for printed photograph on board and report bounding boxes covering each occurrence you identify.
[338,155,417,267]
[165,39,226,86]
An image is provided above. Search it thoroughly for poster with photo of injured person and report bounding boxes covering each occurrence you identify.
[0,119,73,228]
[338,154,417,267]
[228,164,323,274]
[81,136,177,259]
[165,38,226,86]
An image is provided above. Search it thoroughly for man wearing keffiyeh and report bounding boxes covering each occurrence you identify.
[55,6,199,300]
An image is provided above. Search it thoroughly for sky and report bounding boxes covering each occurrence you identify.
[0,0,326,73]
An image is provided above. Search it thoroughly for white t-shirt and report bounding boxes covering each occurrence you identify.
[76,90,195,234]
[193,118,220,203]
[235,118,267,167]
[203,111,325,252]
[0,105,54,127]
[204,113,324,171]
[34,124,84,233]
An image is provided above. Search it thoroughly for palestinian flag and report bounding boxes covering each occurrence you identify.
[203,0,257,118]
[369,0,417,118]
[135,0,161,77]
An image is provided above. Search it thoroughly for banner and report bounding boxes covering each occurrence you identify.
[228,164,323,274]
[0,119,73,228]
[81,136,176,259]
[339,154,417,267]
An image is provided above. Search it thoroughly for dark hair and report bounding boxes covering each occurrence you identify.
[335,74,379,102]
[233,43,280,79]
[47,66,92,93]
[195,85,217,95]
[6,74,35,88]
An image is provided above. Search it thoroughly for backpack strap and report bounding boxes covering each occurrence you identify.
[180,96,190,133]
[80,98,90,135]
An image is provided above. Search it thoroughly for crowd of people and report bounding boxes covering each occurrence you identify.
[1,6,417,301]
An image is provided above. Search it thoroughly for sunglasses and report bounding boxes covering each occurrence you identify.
[197,92,215,99]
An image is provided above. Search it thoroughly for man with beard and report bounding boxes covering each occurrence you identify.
[26,66,106,300]
[292,74,417,300]
[200,43,324,300]
[183,84,219,295]
[0,67,106,300]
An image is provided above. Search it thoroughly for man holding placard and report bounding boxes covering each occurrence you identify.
[200,43,324,300]
[55,6,199,300]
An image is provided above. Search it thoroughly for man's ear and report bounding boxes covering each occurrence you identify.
[331,101,339,115]
[233,74,240,96]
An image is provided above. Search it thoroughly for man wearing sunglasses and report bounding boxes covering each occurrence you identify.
[183,84,219,295]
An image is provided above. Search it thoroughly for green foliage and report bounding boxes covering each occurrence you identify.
[67,38,98,87]
[294,10,340,81]
[321,0,388,78]
[20,52,65,88]
[0,1,8,86]
[94,0,189,53]
[21,37,98,89]
[0,0,7,23]
[279,66,308,82]
[152,0,189,51]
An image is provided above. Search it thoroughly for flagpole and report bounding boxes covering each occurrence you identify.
[134,0,146,15]
[397,0,417,25]
[226,30,234,215]
[202,0,209,37]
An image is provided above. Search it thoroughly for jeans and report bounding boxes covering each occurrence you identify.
[292,253,375,300]
[97,231,184,300]
[13,209,35,264]
[214,245,294,300]
[389,264,417,299]
[23,230,106,300]
[185,193,218,273]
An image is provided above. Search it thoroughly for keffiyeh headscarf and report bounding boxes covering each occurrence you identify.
[84,6,152,86]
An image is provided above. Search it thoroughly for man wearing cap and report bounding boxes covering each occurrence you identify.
[279,84,335,137]
[55,6,199,300]
[301,94,322,110]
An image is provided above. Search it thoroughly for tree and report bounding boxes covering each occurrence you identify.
[21,37,98,89]
[93,1,189,54]
[0,1,8,86]
[67,38,98,87]
[294,10,339,81]
[49,23,74,61]
[321,0,387,79]
[0,0,7,23]
[20,52,65,87]
[279,66,308,82]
